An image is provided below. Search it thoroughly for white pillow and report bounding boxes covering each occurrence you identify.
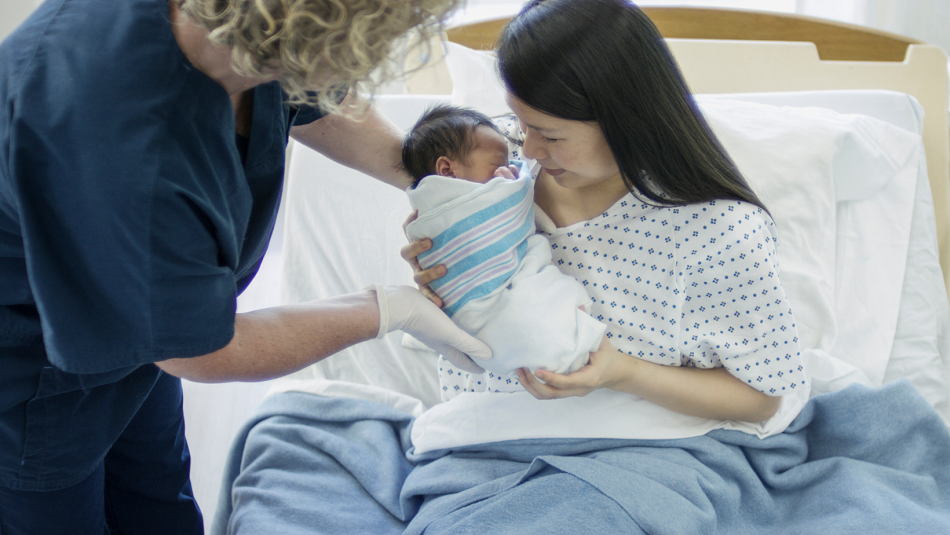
[278,95,452,409]
[445,42,509,117]
[694,91,948,419]
[699,100,921,391]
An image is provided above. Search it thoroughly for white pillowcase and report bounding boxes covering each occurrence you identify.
[701,100,922,391]
[444,42,509,117]
[694,91,949,419]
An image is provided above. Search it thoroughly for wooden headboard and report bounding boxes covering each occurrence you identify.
[445,7,922,61]
[405,6,950,296]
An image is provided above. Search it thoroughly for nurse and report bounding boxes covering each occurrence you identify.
[0,0,488,532]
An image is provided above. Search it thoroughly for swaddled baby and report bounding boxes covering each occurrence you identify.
[402,105,606,400]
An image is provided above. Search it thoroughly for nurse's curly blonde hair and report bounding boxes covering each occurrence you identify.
[179,0,459,114]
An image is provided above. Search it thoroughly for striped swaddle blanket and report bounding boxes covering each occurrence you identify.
[410,173,533,318]
[406,167,605,393]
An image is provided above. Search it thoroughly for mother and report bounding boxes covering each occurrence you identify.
[0,0,491,532]
[414,0,804,422]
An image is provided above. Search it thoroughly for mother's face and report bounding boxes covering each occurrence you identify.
[506,94,621,192]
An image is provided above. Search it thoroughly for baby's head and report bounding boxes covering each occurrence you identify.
[402,105,510,188]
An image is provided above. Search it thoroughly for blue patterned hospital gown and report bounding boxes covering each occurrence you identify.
[542,198,806,395]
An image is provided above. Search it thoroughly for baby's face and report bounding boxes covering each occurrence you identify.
[448,126,510,184]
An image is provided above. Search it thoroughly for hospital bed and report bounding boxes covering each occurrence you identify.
[183,7,950,533]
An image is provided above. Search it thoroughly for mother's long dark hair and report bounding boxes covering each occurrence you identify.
[496,0,766,210]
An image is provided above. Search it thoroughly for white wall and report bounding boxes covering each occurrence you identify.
[0,0,41,41]
[796,0,949,55]
[862,0,950,54]
[795,0,865,22]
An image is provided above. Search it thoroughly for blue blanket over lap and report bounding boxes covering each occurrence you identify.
[212,381,950,535]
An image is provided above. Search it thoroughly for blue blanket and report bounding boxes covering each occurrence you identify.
[212,381,950,535]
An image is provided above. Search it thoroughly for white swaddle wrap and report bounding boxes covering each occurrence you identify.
[405,166,606,393]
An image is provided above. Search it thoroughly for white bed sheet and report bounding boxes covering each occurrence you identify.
[275,95,451,408]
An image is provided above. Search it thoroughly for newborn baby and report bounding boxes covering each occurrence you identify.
[403,105,518,186]
[402,105,606,400]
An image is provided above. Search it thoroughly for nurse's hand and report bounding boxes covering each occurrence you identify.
[516,336,631,399]
[400,211,445,306]
[371,284,490,373]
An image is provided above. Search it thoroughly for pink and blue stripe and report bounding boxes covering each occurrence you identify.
[418,181,534,318]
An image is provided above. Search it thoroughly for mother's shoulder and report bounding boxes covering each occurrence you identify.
[12,0,196,115]
[667,199,771,222]
[665,200,777,250]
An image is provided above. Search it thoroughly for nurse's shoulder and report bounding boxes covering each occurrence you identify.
[3,0,219,133]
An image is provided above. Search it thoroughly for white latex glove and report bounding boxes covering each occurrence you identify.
[368,284,491,373]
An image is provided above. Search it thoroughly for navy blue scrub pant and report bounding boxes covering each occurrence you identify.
[0,372,203,534]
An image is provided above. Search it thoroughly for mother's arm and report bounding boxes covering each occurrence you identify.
[517,338,782,423]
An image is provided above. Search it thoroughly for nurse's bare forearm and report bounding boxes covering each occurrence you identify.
[155,291,379,383]
[290,94,412,190]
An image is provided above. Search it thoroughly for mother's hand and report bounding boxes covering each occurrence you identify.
[400,210,446,307]
[516,336,632,400]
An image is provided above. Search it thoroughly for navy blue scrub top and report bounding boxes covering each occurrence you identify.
[0,0,331,491]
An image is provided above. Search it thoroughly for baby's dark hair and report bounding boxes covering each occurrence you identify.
[402,104,503,188]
